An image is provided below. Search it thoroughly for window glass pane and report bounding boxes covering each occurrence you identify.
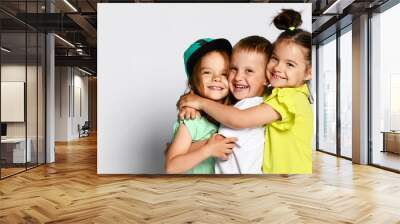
[0,1,46,178]
[27,31,38,169]
[340,28,352,158]
[318,36,337,154]
[38,32,45,165]
[371,3,400,171]
[1,30,27,177]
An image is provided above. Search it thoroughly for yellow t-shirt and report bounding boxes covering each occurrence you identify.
[262,84,313,174]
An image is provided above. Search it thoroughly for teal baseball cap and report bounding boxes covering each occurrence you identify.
[184,38,232,77]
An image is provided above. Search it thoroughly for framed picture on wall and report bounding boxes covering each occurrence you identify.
[98,3,313,175]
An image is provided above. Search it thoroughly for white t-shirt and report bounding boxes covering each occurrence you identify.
[215,97,265,174]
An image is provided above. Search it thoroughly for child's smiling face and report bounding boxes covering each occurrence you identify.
[267,39,311,88]
[228,50,268,100]
[194,51,230,101]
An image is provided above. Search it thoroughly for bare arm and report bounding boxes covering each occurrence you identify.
[188,140,207,152]
[179,94,280,129]
[165,125,211,174]
[165,125,236,174]
[165,140,206,155]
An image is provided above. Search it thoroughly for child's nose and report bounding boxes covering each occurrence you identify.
[272,62,283,73]
[234,71,244,80]
[212,75,221,81]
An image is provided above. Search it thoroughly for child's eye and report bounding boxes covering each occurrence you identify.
[245,69,254,73]
[270,56,278,61]
[230,68,237,74]
[287,63,295,68]
[203,71,211,75]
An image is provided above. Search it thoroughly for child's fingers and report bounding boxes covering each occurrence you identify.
[177,99,185,110]
[214,134,225,140]
[177,95,185,109]
[184,112,190,120]
[195,111,201,118]
[224,149,233,154]
[190,110,196,120]
[179,111,185,120]
[184,109,192,120]
[224,137,237,143]
[178,111,182,120]
[226,143,235,149]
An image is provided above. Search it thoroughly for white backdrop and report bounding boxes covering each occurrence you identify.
[98,3,311,174]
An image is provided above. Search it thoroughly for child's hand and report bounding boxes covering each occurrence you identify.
[178,92,203,111]
[178,107,201,120]
[204,134,237,160]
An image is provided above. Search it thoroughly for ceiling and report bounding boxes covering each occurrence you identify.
[0,0,393,75]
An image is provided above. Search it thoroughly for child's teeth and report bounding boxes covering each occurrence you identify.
[273,73,286,80]
[235,84,248,89]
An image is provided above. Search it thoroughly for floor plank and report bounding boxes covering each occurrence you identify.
[0,134,400,223]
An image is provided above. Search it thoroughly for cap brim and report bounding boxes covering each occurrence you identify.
[186,38,232,77]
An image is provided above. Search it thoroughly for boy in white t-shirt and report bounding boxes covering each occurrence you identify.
[215,36,272,174]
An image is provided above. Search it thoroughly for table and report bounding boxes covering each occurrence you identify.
[381,131,400,154]
[1,138,32,163]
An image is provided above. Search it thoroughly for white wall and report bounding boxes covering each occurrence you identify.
[55,67,89,141]
[55,67,69,141]
[98,3,312,174]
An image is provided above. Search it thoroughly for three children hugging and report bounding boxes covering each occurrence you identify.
[165,9,313,174]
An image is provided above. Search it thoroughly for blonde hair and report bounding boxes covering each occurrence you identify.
[233,35,272,62]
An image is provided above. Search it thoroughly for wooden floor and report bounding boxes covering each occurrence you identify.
[1,167,26,178]
[1,135,400,223]
[372,150,400,171]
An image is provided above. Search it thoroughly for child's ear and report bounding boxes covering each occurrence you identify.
[304,66,312,81]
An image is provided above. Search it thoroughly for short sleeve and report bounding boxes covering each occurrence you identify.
[264,88,297,131]
[172,117,217,141]
[172,119,197,140]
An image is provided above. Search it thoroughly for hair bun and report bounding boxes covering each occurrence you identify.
[273,9,302,31]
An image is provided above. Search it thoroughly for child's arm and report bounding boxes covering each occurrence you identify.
[165,141,204,155]
[178,93,280,129]
[179,106,201,120]
[188,140,206,152]
[165,125,236,174]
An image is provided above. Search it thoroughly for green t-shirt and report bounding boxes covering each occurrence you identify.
[263,84,313,174]
[172,117,217,174]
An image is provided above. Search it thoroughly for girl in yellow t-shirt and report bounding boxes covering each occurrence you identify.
[178,9,313,174]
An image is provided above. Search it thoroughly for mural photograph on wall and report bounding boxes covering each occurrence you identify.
[98,3,313,174]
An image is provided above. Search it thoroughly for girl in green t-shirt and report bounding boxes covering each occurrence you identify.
[165,38,237,174]
[178,9,314,174]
